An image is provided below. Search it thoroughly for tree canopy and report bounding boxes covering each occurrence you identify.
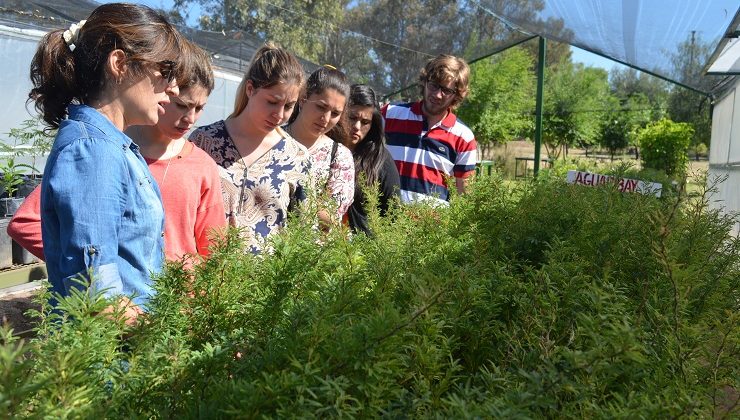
[170,0,716,158]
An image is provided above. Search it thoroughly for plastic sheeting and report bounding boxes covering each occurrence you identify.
[479,0,738,93]
[708,76,740,234]
[706,8,740,75]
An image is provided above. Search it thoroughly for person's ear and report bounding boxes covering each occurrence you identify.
[245,80,255,98]
[107,49,128,85]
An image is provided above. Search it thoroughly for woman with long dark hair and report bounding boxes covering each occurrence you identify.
[285,67,355,229]
[343,84,400,235]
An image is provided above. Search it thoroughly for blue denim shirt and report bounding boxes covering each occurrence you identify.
[40,104,165,308]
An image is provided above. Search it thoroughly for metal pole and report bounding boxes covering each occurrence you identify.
[534,36,546,177]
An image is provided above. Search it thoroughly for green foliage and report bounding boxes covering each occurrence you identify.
[0,158,34,198]
[599,94,656,159]
[599,98,631,158]
[537,156,602,180]
[637,119,693,176]
[666,32,719,149]
[608,67,669,122]
[2,175,739,417]
[5,118,54,156]
[543,63,612,158]
[178,0,345,64]
[1,118,54,196]
[4,118,54,174]
[457,48,534,149]
[175,0,545,95]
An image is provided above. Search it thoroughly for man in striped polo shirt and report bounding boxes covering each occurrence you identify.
[382,54,477,205]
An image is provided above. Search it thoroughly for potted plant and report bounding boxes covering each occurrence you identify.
[0,157,33,216]
[6,118,54,197]
[0,119,51,269]
[0,156,36,268]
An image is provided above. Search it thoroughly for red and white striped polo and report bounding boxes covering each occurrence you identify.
[382,101,477,205]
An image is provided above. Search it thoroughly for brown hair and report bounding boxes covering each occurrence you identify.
[178,40,215,94]
[230,42,305,118]
[418,54,471,109]
[29,3,184,128]
[288,66,351,144]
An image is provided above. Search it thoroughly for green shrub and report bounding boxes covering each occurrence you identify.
[637,119,693,176]
[1,175,738,418]
[537,156,602,181]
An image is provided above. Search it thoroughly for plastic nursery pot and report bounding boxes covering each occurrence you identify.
[18,174,42,198]
[0,197,24,217]
[12,240,37,265]
[0,218,13,269]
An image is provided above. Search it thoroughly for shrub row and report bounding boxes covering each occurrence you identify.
[1,173,738,417]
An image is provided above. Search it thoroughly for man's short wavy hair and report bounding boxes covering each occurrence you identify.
[418,54,470,110]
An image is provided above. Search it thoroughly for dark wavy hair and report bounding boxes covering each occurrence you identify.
[288,66,351,144]
[29,3,184,129]
[348,84,388,186]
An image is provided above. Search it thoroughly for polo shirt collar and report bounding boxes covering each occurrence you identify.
[413,100,458,129]
[441,110,457,128]
[411,100,424,116]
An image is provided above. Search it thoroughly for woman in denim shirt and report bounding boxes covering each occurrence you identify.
[28,4,184,322]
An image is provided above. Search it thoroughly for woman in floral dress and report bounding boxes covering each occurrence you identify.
[285,67,355,229]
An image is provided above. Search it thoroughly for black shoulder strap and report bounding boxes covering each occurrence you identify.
[330,141,339,165]
[325,141,339,190]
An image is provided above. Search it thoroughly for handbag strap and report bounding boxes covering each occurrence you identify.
[325,141,339,190]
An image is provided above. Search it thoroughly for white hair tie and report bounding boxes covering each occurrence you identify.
[62,19,86,52]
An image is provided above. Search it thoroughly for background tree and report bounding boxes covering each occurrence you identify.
[520,21,574,66]
[667,32,718,152]
[609,67,669,121]
[173,0,553,98]
[598,94,652,160]
[457,47,534,158]
[350,0,471,95]
[599,96,630,161]
[174,0,346,63]
[542,63,610,159]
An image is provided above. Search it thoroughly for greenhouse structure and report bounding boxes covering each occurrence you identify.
[0,0,318,173]
[0,0,739,222]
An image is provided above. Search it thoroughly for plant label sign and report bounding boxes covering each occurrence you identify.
[566,170,662,197]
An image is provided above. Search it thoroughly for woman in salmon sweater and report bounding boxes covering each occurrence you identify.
[8,41,226,263]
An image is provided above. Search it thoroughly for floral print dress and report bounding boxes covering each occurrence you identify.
[307,135,355,219]
[190,121,310,253]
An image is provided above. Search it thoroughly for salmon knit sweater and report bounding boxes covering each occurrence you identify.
[7,142,226,261]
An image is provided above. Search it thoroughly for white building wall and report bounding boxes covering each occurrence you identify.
[197,70,241,128]
[708,76,740,234]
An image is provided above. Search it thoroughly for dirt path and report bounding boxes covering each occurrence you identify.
[0,285,42,337]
